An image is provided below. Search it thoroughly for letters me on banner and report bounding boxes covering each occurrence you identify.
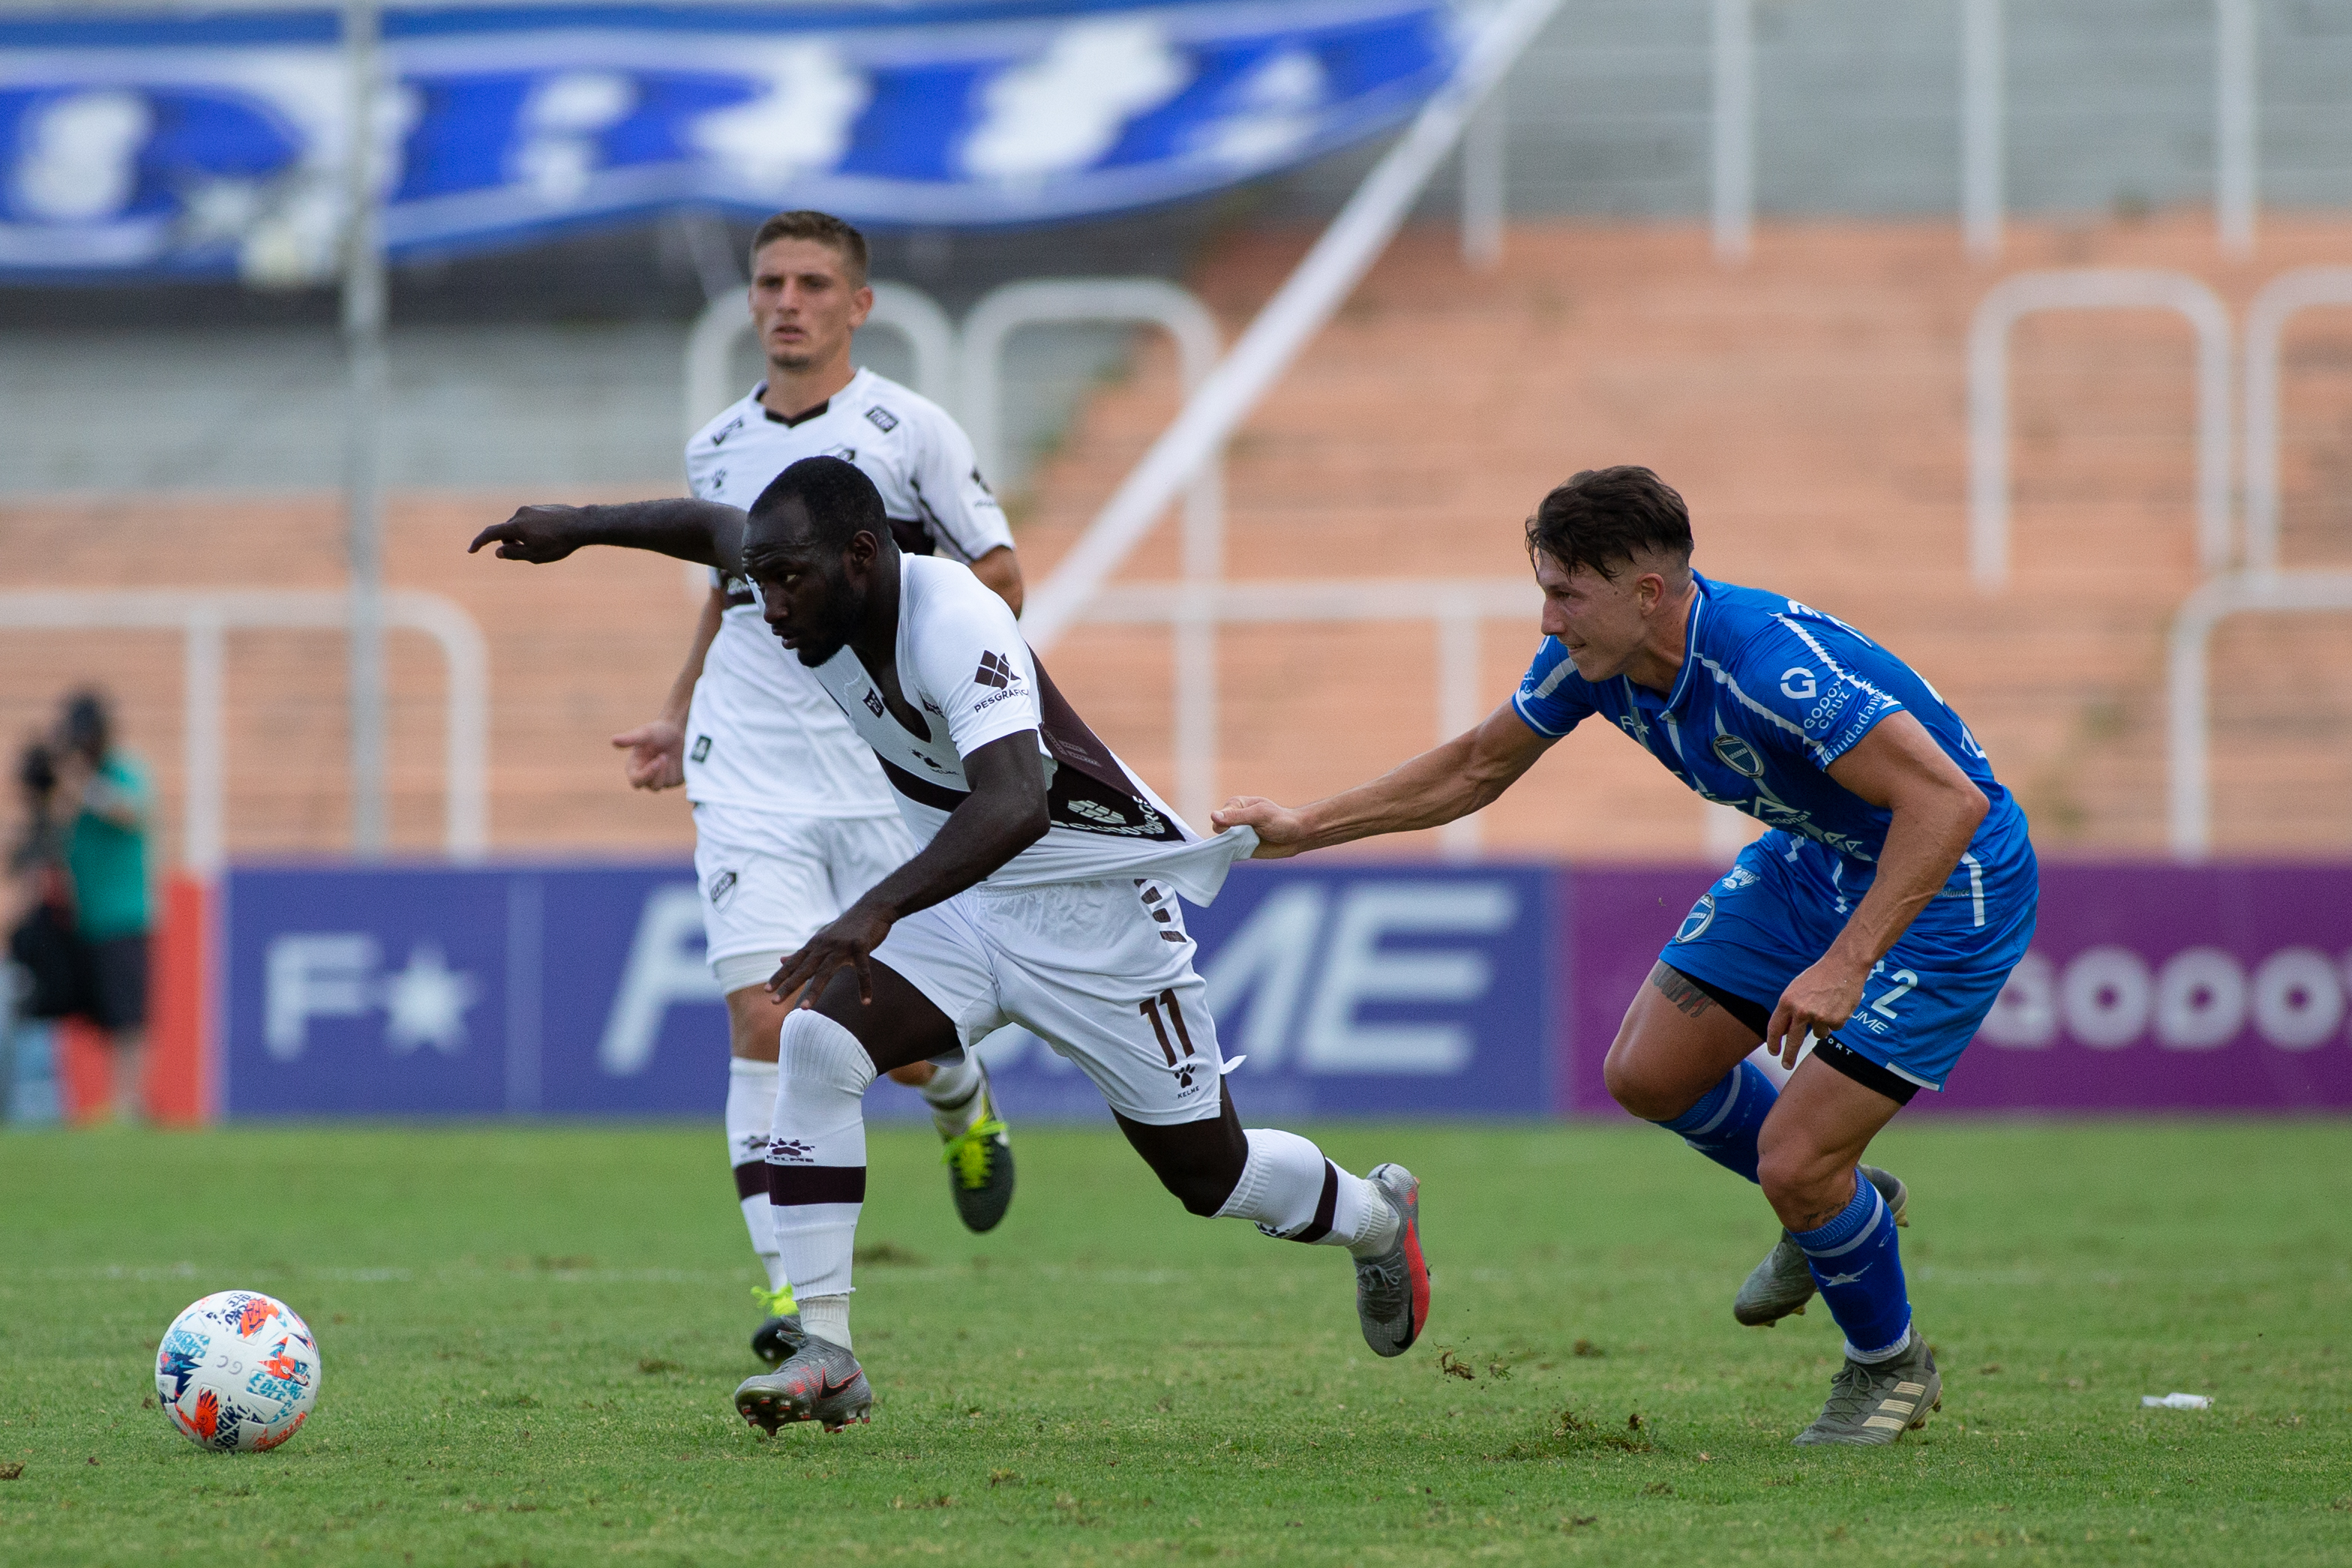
[220,859,2352,1120]
[0,1,1456,280]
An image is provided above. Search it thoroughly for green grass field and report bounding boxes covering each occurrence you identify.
[3,1118,2348,1566]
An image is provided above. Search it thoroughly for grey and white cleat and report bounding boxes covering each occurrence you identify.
[1354,1163,1430,1358]
[1792,1333,1941,1447]
[734,1336,872,1435]
[1734,1165,1908,1328]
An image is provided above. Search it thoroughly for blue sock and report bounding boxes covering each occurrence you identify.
[1790,1173,1913,1360]
[1654,1059,1776,1183]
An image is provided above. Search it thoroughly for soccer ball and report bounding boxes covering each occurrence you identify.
[154,1291,320,1453]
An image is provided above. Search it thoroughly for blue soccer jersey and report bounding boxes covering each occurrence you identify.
[1513,572,2030,899]
[1512,572,2037,1089]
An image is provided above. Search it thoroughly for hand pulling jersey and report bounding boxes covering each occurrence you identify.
[808,556,1255,906]
[681,367,1014,820]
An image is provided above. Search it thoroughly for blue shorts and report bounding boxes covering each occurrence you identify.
[1660,832,2038,1092]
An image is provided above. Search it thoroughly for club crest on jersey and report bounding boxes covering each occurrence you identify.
[974,651,1016,690]
[1673,893,1718,944]
[862,689,886,717]
[710,415,745,447]
[1712,734,1764,778]
[691,735,712,763]
[865,405,899,433]
[706,870,738,909]
[825,445,856,463]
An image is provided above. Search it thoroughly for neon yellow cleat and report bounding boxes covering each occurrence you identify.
[939,1078,1016,1234]
[750,1284,805,1369]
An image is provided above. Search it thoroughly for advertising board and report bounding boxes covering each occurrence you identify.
[1558,861,2352,1117]
[220,859,1552,1121]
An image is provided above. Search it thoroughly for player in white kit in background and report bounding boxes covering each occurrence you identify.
[481,211,1020,1370]
[474,457,1436,1435]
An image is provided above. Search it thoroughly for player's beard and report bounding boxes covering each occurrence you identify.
[788,574,861,667]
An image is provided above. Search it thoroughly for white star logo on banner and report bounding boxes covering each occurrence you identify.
[381,943,479,1057]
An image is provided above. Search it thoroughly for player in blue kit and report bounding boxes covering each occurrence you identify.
[1216,466,2036,1446]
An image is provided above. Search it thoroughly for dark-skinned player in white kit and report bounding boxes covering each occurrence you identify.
[476,211,1022,1371]
[473,456,1434,1433]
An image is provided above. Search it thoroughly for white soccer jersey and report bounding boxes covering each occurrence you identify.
[680,368,1014,818]
[807,556,1254,904]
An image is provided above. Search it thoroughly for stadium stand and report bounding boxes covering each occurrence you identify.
[4,212,2350,865]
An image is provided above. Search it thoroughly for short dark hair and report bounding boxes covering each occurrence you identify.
[748,210,868,289]
[1524,466,1693,580]
[749,456,886,552]
[61,688,110,763]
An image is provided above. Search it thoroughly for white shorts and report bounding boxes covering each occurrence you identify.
[872,874,1225,1126]
[692,802,916,992]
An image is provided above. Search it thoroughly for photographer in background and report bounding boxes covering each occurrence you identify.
[52,691,153,1123]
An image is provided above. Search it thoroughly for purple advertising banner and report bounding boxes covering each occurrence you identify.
[1560,861,2352,1116]
[219,859,1550,1122]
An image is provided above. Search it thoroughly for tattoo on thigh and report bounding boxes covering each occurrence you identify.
[1648,962,1717,1019]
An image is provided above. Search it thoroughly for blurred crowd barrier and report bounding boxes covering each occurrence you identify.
[143,857,2352,1123]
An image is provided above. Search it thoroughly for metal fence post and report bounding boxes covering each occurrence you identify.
[341,0,388,857]
[1961,0,2004,260]
[2216,0,2258,256]
[1712,0,1754,266]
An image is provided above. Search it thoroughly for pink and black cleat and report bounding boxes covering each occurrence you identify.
[1355,1163,1430,1357]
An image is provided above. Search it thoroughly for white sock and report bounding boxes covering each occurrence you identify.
[798,1294,852,1353]
[766,1010,875,1301]
[1215,1129,1399,1257]
[725,1058,789,1291]
[919,1052,988,1138]
[1846,1325,1913,1365]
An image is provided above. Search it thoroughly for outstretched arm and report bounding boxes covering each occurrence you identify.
[766,731,1049,1005]
[1762,711,1989,1066]
[466,498,748,573]
[1213,702,1555,859]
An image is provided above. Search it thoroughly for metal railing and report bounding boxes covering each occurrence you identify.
[682,279,958,440]
[960,278,1228,823]
[1078,577,1540,857]
[2242,265,2352,574]
[1968,268,2234,592]
[1022,0,1567,652]
[1960,0,2254,260]
[0,589,489,871]
[958,277,1223,547]
[2167,569,2352,856]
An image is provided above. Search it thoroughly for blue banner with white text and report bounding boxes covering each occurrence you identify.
[218,858,1552,1121]
[0,1,1455,281]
